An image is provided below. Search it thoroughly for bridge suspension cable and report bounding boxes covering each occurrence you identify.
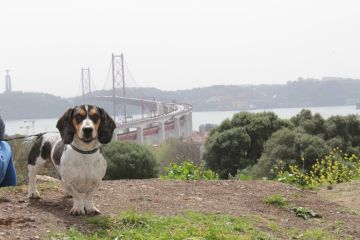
[123,58,150,100]
[102,57,113,91]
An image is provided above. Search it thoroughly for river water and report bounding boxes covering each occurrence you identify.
[4,105,360,135]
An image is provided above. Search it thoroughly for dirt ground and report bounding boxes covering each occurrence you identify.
[0,176,359,240]
[318,180,360,212]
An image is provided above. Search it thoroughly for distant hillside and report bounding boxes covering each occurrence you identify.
[83,77,360,111]
[2,77,360,119]
[0,92,70,120]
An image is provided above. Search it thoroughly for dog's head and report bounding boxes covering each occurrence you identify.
[56,105,116,145]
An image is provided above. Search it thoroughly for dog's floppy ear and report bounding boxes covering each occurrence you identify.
[56,108,75,144]
[98,107,116,144]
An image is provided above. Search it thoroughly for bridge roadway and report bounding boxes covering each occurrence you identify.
[94,96,193,144]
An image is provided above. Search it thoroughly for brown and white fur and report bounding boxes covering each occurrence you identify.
[27,105,116,215]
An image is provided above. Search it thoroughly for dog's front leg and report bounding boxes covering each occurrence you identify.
[84,184,100,215]
[62,180,72,198]
[65,183,85,215]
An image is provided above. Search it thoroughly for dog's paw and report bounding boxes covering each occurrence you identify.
[64,193,73,198]
[63,188,72,198]
[70,207,86,216]
[28,191,41,199]
[85,206,101,215]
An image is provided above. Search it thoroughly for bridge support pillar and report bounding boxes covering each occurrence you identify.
[174,117,181,138]
[136,127,144,144]
[158,121,165,143]
[186,112,193,137]
[189,112,193,133]
[113,128,121,141]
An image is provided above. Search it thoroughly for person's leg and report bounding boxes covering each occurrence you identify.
[0,156,16,187]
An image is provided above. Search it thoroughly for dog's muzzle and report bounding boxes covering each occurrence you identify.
[81,127,94,142]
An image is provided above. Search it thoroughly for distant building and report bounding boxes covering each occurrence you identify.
[183,123,218,159]
[184,131,208,159]
[199,123,218,136]
[5,70,12,93]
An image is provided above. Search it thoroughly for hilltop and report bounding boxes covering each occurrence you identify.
[0,178,359,239]
[1,77,360,120]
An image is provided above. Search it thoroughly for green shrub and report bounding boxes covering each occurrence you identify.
[290,207,321,220]
[161,160,218,180]
[204,112,290,179]
[103,141,159,179]
[275,148,360,188]
[151,138,201,175]
[204,127,251,179]
[251,128,329,179]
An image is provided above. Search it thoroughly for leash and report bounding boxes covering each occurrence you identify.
[1,131,59,141]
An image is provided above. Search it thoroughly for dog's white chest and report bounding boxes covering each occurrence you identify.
[60,149,107,193]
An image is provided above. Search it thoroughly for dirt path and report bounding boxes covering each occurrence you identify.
[0,177,359,239]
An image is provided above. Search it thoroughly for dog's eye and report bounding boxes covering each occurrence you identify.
[75,114,85,123]
[90,114,99,123]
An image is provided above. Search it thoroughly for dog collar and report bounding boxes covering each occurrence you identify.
[70,144,99,154]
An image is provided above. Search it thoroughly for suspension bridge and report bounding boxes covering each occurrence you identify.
[79,53,193,144]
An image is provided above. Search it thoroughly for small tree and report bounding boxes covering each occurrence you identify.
[291,109,326,136]
[204,127,251,179]
[251,128,329,178]
[204,111,290,179]
[103,141,159,179]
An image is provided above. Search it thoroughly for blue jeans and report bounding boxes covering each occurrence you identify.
[0,141,16,187]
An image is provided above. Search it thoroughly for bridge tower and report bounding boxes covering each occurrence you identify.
[5,70,12,93]
[81,67,91,99]
[111,53,126,122]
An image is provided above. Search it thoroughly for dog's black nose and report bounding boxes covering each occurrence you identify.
[83,127,94,136]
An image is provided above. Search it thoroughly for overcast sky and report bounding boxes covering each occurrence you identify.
[1,0,360,97]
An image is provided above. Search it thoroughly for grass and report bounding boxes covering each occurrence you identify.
[263,194,288,207]
[336,207,360,216]
[0,180,59,200]
[49,211,348,240]
[0,183,27,195]
[51,211,276,240]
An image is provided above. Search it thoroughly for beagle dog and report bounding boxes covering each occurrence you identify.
[27,105,116,215]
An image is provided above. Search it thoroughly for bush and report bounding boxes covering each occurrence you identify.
[275,148,360,188]
[204,127,251,179]
[103,141,159,179]
[152,139,201,175]
[204,112,291,179]
[291,109,326,136]
[323,115,360,153]
[252,128,329,178]
[161,160,218,180]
